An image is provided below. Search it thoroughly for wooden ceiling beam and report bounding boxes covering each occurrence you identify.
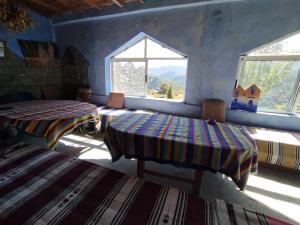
[27,0,64,14]
[112,0,124,8]
[85,0,102,10]
[54,0,78,11]
[14,0,144,17]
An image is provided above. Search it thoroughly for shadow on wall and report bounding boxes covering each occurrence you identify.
[61,46,90,99]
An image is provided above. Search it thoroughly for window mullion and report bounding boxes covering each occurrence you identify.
[144,38,148,97]
[110,62,114,92]
[289,70,300,112]
[237,57,246,83]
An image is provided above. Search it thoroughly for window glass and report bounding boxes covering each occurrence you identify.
[249,33,300,55]
[114,39,145,58]
[147,60,187,100]
[112,61,146,97]
[239,61,300,112]
[146,39,184,58]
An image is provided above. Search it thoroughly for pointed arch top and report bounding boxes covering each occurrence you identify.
[245,31,300,56]
[108,32,188,59]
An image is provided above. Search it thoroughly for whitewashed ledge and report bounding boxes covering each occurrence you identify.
[92,94,300,132]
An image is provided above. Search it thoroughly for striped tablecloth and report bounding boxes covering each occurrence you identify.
[105,113,258,190]
[0,100,99,148]
[97,106,138,132]
[0,142,290,225]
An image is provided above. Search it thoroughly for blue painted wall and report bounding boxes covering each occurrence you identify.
[54,0,300,131]
[0,11,55,58]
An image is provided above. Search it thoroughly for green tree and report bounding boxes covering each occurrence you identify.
[167,84,174,99]
[160,83,169,94]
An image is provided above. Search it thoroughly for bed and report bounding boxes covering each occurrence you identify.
[0,100,99,149]
[0,142,290,225]
[104,112,258,192]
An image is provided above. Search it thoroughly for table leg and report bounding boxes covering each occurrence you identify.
[137,159,145,178]
[192,170,203,196]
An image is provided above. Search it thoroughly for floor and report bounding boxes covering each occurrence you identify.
[55,132,300,225]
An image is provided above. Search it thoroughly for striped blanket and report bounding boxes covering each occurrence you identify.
[230,124,300,170]
[0,100,99,149]
[0,143,290,225]
[105,113,258,190]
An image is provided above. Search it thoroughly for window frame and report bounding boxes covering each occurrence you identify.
[110,37,188,101]
[236,54,300,114]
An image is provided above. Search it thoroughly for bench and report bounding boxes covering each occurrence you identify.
[241,125,300,171]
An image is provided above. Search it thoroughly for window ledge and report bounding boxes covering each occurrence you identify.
[124,95,185,104]
[230,109,299,118]
[257,111,299,118]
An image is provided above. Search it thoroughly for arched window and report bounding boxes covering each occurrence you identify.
[110,35,188,100]
[236,32,300,114]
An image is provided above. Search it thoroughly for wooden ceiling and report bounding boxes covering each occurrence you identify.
[14,0,144,17]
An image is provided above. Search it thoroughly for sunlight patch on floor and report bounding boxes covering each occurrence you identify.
[246,175,300,223]
[59,134,110,160]
[78,148,111,160]
[65,134,104,146]
[59,139,88,149]
[247,175,300,199]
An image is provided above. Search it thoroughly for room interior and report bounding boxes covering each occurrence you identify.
[0,0,299,224]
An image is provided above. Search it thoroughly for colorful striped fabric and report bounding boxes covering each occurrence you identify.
[0,142,290,225]
[210,200,291,225]
[97,106,154,133]
[0,100,99,149]
[233,124,300,170]
[104,113,258,190]
[97,106,139,132]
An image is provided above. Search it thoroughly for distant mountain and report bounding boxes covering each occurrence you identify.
[148,65,186,77]
[147,65,186,90]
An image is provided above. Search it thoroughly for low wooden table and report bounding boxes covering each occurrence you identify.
[105,112,258,194]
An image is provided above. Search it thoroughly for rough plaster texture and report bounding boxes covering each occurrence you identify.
[53,0,300,131]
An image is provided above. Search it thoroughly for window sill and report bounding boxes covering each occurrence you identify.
[124,95,185,104]
[257,111,300,118]
[230,109,300,118]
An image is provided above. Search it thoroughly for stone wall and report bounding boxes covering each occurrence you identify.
[0,42,61,99]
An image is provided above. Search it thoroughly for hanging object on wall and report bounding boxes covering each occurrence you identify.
[231,84,261,112]
[0,41,4,57]
[0,0,38,36]
[18,40,59,67]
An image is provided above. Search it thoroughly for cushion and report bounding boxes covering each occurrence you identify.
[41,86,61,100]
[202,99,226,123]
[106,92,125,109]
